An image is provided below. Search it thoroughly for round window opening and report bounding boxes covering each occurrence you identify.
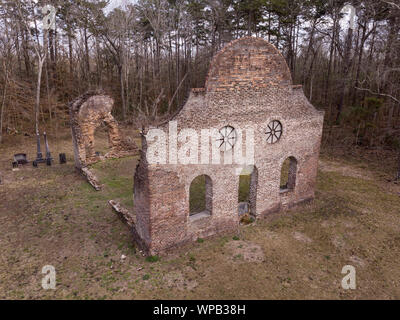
[266,120,283,144]
[217,126,237,152]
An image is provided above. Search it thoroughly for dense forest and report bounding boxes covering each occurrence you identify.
[0,0,399,176]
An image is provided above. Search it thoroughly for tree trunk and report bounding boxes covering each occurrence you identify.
[324,14,338,106]
[351,19,369,106]
[22,29,31,77]
[397,152,400,181]
[68,27,73,75]
[118,64,127,120]
[35,58,44,136]
[336,25,354,124]
[84,27,90,81]
[0,64,8,144]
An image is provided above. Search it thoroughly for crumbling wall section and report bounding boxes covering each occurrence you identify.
[69,91,137,169]
[133,134,152,252]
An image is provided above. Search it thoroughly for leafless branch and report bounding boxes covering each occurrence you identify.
[383,1,400,10]
[355,87,400,104]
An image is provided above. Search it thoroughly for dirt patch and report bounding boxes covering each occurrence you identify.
[319,159,374,180]
[164,271,198,291]
[331,235,346,249]
[293,232,313,244]
[321,220,336,228]
[265,230,279,240]
[349,256,366,268]
[225,240,265,263]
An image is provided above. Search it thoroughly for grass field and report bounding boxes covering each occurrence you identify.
[0,127,399,299]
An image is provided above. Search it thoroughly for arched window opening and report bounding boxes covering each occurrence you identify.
[82,121,117,164]
[93,122,111,155]
[238,166,258,224]
[280,157,297,192]
[189,175,212,219]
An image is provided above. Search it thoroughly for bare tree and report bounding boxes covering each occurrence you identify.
[15,0,50,136]
[0,15,12,144]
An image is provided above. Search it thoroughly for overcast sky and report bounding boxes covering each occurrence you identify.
[104,0,356,37]
[106,1,355,25]
[106,0,136,13]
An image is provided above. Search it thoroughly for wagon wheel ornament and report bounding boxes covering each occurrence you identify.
[217,126,237,152]
[266,120,283,144]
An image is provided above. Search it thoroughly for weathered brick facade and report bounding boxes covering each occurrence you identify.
[133,37,324,255]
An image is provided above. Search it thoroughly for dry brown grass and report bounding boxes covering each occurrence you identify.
[0,127,399,299]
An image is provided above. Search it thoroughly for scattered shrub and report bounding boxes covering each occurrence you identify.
[145,255,160,263]
[142,274,150,280]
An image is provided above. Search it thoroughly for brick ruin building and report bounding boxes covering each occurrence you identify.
[69,91,137,170]
[133,37,324,255]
